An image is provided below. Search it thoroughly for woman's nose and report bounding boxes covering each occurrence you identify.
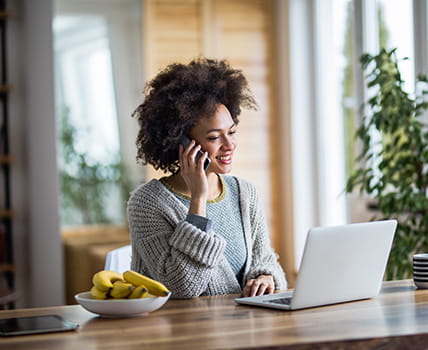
[221,136,235,150]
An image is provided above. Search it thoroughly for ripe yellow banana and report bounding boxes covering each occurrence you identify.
[92,270,123,292]
[128,285,149,299]
[110,280,134,298]
[123,270,170,297]
[90,285,109,299]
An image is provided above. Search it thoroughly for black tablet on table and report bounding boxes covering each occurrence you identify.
[0,314,79,336]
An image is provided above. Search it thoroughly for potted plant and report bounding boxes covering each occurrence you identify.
[346,48,428,280]
[58,106,132,225]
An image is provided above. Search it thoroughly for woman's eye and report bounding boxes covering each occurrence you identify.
[207,136,219,141]
[229,130,237,135]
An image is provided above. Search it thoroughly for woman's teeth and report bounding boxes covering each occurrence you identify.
[216,155,232,164]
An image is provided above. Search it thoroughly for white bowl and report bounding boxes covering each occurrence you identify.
[75,292,171,317]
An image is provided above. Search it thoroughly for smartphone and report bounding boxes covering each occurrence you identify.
[0,315,79,337]
[181,137,211,170]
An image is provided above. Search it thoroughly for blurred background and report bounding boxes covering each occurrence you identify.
[2,0,425,307]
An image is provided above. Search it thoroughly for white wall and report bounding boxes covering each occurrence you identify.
[10,0,64,307]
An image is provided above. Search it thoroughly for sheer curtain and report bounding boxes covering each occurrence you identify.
[287,0,348,269]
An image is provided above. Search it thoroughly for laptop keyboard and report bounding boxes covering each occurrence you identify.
[263,297,292,305]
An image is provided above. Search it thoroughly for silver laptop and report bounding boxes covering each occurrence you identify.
[235,220,397,310]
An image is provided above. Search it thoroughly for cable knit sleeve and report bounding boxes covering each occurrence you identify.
[127,180,227,298]
[238,178,288,291]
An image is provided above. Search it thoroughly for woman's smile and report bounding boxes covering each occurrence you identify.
[215,154,233,165]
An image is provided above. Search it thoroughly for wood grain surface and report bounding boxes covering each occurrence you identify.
[1,280,428,349]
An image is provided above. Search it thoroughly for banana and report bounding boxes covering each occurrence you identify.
[92,270,123,292]
[123,270,170,297]
[90,285,109,299]
[128,285,149,299]
[110,280,134,298]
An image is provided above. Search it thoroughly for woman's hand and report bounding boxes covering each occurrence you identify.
[242,275,275,297]
[179,140,209,216]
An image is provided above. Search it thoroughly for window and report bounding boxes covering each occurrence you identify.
[53,0,142,226]
[288,0,426,270]
[54,16,120,165]
[378,0,415,93]
[54,15,124,225]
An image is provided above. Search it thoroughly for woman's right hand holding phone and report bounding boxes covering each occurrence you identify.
[179,139,209,217]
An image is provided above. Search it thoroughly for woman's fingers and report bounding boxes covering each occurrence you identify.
[266,282,275,295]
[181,140,207,172]
[196,151,209,171]
[242,279,260,297]
[242,284,250,297]
[250,279,267,296]
[189,144,202,167]
[242,275,275,297]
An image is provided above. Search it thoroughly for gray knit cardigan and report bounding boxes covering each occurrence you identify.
[128,176,287,298]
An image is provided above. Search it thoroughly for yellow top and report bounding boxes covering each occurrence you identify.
[159,174,226,203]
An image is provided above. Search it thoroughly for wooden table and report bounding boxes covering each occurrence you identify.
[1,280,428,349]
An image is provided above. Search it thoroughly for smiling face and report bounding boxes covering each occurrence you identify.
[189,104,237,174]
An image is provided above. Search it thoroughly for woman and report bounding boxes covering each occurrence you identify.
[128,58,287,298]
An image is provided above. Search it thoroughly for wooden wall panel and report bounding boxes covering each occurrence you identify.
[144,0,202,78]
[212,0,275,248]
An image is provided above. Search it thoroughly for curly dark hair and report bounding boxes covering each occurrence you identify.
[132,58,257,173]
